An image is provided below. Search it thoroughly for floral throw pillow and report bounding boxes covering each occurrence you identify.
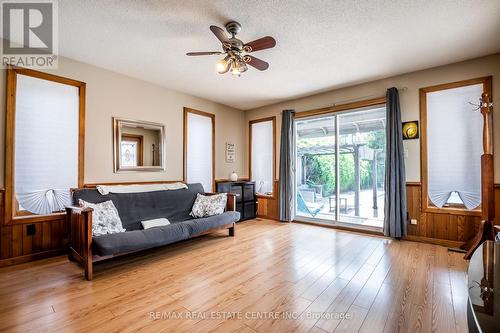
[79,199,126,236]
[190,193,227,218]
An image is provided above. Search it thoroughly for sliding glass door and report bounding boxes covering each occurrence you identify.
[295,104,386,230]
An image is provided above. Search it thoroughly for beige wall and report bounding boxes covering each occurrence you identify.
[0,56,246,188]
[1,53,499,189]
[245,53,500,183]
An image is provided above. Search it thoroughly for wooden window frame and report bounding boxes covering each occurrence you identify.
[249,116,277,199]
[4,66,86,225]
[420,76,492,217]
[121,134,144,166]
[294,96,387,119]
[183,107,216,192]
[294,96,387,223]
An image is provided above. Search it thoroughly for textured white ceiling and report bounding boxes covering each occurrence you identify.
[54,0,500,110]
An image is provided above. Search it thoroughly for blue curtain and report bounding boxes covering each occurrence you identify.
[384,88,407,237]
[279,110,295,222]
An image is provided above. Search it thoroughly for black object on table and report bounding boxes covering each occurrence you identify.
[216,181,256,221]
[467,240,500,333]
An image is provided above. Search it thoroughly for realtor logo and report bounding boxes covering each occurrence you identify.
[1,0,58,68]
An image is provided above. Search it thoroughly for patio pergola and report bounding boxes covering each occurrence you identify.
[296,107,385,215]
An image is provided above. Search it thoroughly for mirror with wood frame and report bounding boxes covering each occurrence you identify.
[113,118,165,172]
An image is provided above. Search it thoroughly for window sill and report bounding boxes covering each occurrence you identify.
[9,212,66,225]
[423,206,481,217]
[256,194,276,200]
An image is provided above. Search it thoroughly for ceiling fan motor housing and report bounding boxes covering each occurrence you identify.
[225,21,244,50]
[225,21,242,35]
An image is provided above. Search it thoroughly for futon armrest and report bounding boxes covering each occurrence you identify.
[204,192,237,211]
[66,205,94,280]
[66,205,93,214]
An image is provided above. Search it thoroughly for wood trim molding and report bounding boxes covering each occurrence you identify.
[0,248,67,268]
[215,178,250,183]
[4,66,86,225]
[419,76,492,217]
[83,180,184,188]
[183,107,216,191]
[249,116,277,197]
[406,235,464,248]
[295,96,387,119]
[419,76,493,94]
[293,220,385,237]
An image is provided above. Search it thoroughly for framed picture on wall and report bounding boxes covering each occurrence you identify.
[226,142,235,162]
[402,121,419,140]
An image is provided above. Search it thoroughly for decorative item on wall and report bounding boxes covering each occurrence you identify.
[226,142,235,162]
[230,171,238,181]
[402,121,419,140]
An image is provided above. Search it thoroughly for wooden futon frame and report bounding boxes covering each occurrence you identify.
[66,192,236,280]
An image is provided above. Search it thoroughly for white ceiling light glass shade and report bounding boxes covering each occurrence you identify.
[216,56,231,74]
[426,83,483,210]
[14,74,79,215]
[186,112,213,192]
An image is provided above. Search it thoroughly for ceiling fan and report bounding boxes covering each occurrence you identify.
[186,21,276,76]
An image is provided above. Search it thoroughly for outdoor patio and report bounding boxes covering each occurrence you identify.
[296,188,385,228]
[295,107,386,229]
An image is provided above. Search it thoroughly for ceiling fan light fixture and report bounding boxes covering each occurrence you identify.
[187,21,276,76]
[230,60,247,76]
[239,62,248,73]
[216,56,231,74]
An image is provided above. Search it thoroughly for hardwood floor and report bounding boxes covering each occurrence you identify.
[0,219,468,333]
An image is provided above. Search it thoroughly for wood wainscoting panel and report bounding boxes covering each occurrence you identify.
[0,187,68,266]
[406,182,485,247]
[495,183,500,227]
[256,180,280,220]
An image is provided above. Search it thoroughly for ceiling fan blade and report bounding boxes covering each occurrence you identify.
[186,51,224,56]
[243,55,269,71]
[243,36,276,52]
[210,25,229,44]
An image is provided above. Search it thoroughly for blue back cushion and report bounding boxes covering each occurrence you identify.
[72,183,204,230]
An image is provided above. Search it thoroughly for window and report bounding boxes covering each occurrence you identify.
[250,117,276,196]
[184,108,215,192]
[295,101,386,230]
[120,135,143,167]
[420,76,492,213]
[5,67,85,222]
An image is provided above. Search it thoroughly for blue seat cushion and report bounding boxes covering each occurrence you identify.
[92,222,190,256]
[182,211,240,236]
[92,211,240,256]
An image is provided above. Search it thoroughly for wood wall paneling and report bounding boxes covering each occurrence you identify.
[0,188,68,266]
[406,182,486,247]
[256,180,280,220]
[259,181,498,247]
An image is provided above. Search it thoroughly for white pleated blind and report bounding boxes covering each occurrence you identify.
[15,74,79,214]
[186,112,213,192]
[426,83,483,210]
[251,120,273,195]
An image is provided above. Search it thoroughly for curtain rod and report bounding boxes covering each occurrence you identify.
[272,86,408,116]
